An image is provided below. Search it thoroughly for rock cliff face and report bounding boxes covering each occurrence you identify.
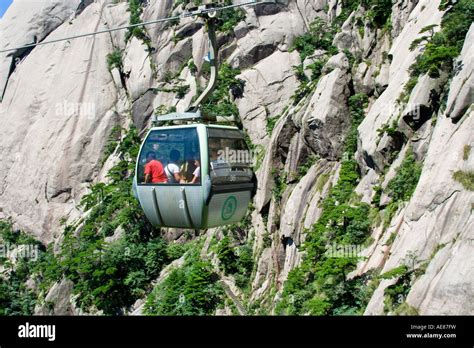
[0,0,472,315]
[0,0,121,244]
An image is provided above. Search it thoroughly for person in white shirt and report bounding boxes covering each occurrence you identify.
[165,149,182,183]
[190,158,200,184]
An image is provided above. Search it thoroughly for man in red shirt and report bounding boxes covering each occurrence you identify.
[144,151,167,183]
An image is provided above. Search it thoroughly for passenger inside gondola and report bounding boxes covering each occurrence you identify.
[182,151,198,182]
[190,157,201,184]
[165,149,182,184]
[144,151,167,184]
[164,149,183,184]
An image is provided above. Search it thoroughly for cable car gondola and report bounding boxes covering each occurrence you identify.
[133,4,258,230]
[133,120,256,229]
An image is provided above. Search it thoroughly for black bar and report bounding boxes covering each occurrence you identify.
[0,316,472,346]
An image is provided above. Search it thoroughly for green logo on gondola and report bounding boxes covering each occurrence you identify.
[221,196,237,221]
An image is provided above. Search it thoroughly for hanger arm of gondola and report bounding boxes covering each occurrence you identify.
[186,17,218,114]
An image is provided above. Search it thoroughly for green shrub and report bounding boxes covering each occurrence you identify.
[343,203,372,244]
[296,154,319,180]
[372,185,382,206]
[126,0,148,42]
[59,227,169,314]
[383,268,412,313]
[106,50,123,71]
[380,265,408,279]
[216,0,246,33]
[344,49,356,69]
[33,244,62,294]
[101,126,122,164]
[0,219,39,246]
[386,148,422,202]
[0,219,64,315]
[377,118,400,138]
[0,221,42,315]
[364,0,392,28]
[175,84,190,99]
[410,42,459,78]
[291,58,328,105]
[216,237,254,289]
[453,170,474,191]
[266,115,279,134]
[236,245,253,276]
[144,258,224,315]
[393,302,419,315]
[308,59,326,81]
[291,82,314,105]
[463,145,471,161]
[275,267,310,315]
[336,0,393,28]
[233,245,253,289]
[188,60,198,74]
[345,93,369,154]
[385,232,397,246]
[293,64,307,82]
[0,261,37,315]
[409,24,439,51]
[155,105,177,117]
[262,233,272,249]
[398,76,419,104]
[272,169,287,201]
[216,236,239,274]
[305,296,332,315]
[166,242,189,260]
[382,201,400,229]
[290,18,338,61]
[409,0,474,78]
[316,172,331,193]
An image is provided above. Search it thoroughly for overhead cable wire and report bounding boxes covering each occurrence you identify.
[0,0,274,54]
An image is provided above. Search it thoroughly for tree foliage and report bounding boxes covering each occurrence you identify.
[144,255,224,315]
[409,0,474,78]
[386,148,422,202]
[291,18,338,61]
